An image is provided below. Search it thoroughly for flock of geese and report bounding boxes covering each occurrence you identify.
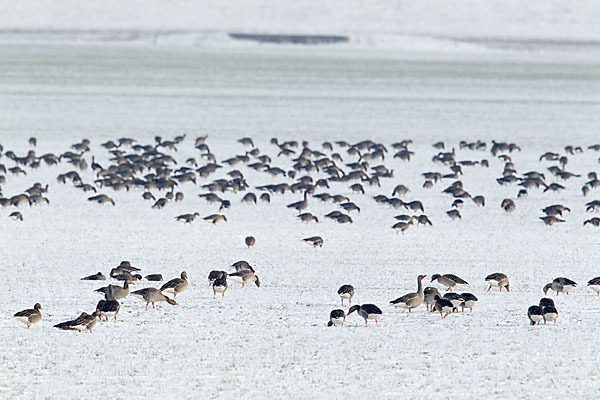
[5,135,600,330]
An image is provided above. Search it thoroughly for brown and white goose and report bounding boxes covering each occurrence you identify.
[390,275,426,313]
[348,304,382,327]
[81,272,106,281]
[96,286,120,322]
[327,309,346,327]
[95,280,134,300]
[160,271,189,298]
[14,303,42,328]
[423,287,440,311]
[131,288,178,309]
[54,311,102,333]
[213,276,228,298]
[543,277,576,295]
[485,273,510,292]
[337,284,355,305]
[228,270,260,288]
[431,274,468,292]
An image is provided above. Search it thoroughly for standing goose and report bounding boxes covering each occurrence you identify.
[348,304,382,327]
[460,293,478,312]
[131,288,178,309]
[14,303,42,328]
[542,305,558,324]
[228,270,260,288]
[485,273,510,292]
[528,306,543,326]
[390,274,426,313]
[443,293,464,309]
[587,277,600,295]
[95,280,134,300]
[287,191,309,214]
[245,236,256,248]
[327,309,346,327]
[213,276,228,298]
[423,287,440,311]
[54,311,102,333]
[208,270,228,287]
[543,277,577,295]
[337,284,355,306]
[433,295,454,319]
[431,274,468,292]
[96,286,120,322]
[303,236,323,248]
[160,271,189,298]
[81,272,106,281]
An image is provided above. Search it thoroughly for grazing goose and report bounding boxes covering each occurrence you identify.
[303,236,324,247]
[543,277,577,295]
[390,274,426,313]
[204,214,227,225]
[485,273,510,292]
[131,288,178,309]
[587,277,600,295]
[13,303,42,328]
[111,271,142,282]
[96,286,120,322]
[209,270,228,287]
[539,298,555,310]
[81,272,106,281]
[245,236,256,248]
[442,293,464,309]
[145,274,163,281]
[160,271,189,298]
[423,287,440,311]
[528,306,543,326]
[9,211,23,221]
[337,284,355,306]
[213,276,228,298]
[542,305,558,324]
[433,295,454,319]
[228,270,260,288]
[327,309,346,327]
[95,280,134,300]
[88,194,115,206]
[175,213,200,223]
[231,260,255,272]
[348,304,382,327]
[460,293,478,312]
[431,274,468,292]
[54,311,102,333]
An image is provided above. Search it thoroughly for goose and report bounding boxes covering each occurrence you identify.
[208,270,227,287]
[542,305,558,324]
[348,304,382,327]
[9,211,23,221]
[96,286,120,322]
[527,306,543,325]
[443,293,464,309]
[115,261,140,272]
[431,274,468,292]
[539,298,555,309]
[231,261,255,272]
[204,214,227,225]
[423,287,440,311]
[95,280,134,300]
[160,271,189,298]
[433,295,454,319]
[587,277,600,295]
[446,209,461,221]
[111,271,142,282]
[460,293,478,312]
[543,277,576,295]
[245,236,256,248]
[13,303,42,328]
[337,284,355,306]
[327,309,346,327]
[228,270,260,288]
[175,213,200,223]
[54,311,102,333]
[485,273,510,292]
[145,274,163,281]
[390,274,426,312]
[81,272,106,281]
[131,288,178,309]
[297,213,319,223]
[88,194,115,206]
[287,191,309,214]
[213,276,228,298]
[303,236,324,248]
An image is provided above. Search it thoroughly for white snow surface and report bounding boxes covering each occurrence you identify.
[1,1,600,52]
[1,43,600,398]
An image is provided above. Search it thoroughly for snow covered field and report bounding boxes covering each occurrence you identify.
[1,39,600,399]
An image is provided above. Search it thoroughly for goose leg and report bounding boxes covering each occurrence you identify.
[487,286,491,292]
[222,292,225,298]
[213,292,216,299]
[146,302,149,310]
[152,302,155,309]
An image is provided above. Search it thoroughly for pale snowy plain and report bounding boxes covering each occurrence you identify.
[2,2,600,399]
